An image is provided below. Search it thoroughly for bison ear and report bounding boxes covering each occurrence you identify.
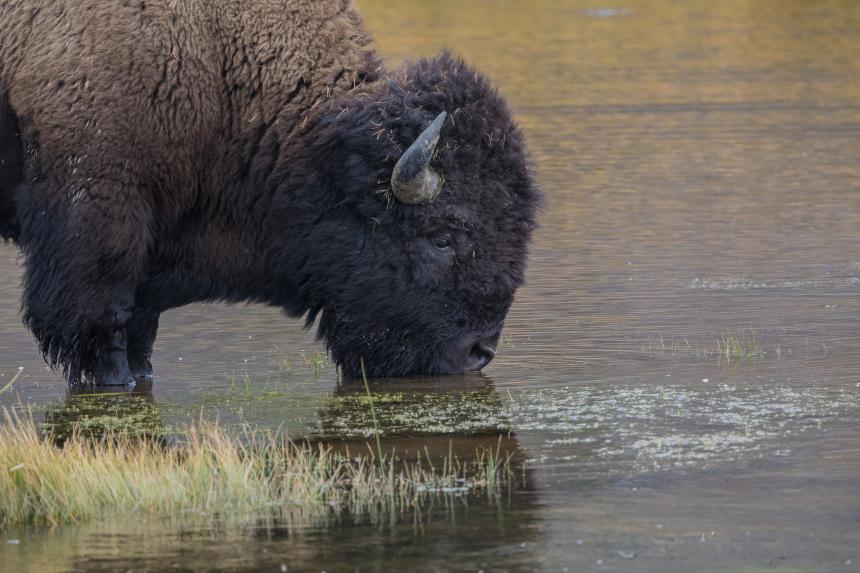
[390,112,446,204]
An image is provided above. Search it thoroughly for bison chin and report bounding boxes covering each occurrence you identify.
[317,309,502,378]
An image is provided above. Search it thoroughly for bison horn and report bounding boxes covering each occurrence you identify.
[390,111,447,204]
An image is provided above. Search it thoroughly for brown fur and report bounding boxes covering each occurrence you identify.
[0,0,379,221]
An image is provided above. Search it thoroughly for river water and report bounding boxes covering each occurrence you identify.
[2,1,860,571]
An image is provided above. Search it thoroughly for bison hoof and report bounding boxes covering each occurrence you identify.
[92,354,137,386]
[133,371,154,382]
[94,371,137,386]
[129,359,153,382]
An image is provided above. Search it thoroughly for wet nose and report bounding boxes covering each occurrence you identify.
[463,332,501,372]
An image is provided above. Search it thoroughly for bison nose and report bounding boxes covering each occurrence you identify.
[463,332,501,372]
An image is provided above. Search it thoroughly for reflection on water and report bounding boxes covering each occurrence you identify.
[4,377,542,573]
[41,383,165,443]
[2,498,545,573]
[320,375,513,439]
[2,0,860,570]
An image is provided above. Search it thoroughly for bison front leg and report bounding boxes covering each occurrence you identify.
[127,310,159,381]
[17,178,151,386]
[88,311,137,387]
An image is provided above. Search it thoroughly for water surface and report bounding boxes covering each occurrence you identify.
[2,1,860,571]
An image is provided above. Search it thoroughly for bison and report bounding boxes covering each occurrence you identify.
[0,0,540,385]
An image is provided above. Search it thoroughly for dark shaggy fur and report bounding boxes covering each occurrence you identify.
[0,92,23,240]
[0,0,540,384]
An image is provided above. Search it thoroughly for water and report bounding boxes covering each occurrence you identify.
[2,0,860,570]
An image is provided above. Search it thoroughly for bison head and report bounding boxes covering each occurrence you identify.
[278,53,540,378]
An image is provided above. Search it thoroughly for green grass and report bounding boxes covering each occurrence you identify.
[707,331,765,361]
[0,409,513,529]
[267,348,331,378]
[300,350,329,377]
[642,330,766,361]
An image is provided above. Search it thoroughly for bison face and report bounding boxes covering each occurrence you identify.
[288,54,540,378]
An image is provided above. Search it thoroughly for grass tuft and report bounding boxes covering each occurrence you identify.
[0,409,512,529]
[708,331,765,361]
[300,350,329,377]
[642,330,766,361]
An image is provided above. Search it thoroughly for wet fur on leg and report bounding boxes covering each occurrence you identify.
[0,91,23,243]
[16,176,146,384]
[127,309,159,380]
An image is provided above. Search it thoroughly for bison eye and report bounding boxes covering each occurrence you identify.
[430,234,453,252]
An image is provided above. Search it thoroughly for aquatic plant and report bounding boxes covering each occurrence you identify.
[0,368,23,396]
[295,349,330,378]
[0,409,512,529]
[708,331,765,361]
[41,392,168,443]
[641,330,766,361]
[641,334,691,355]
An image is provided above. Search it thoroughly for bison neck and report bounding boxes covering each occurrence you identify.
[140,112,358,320]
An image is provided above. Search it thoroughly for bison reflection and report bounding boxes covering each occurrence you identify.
[42,381,164,445]
[320,374,512,435]
[0,1,539,385]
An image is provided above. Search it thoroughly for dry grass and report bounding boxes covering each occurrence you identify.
[0,409,512,529]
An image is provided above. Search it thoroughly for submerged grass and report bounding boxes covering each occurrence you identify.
[709,331,764,360]
[642,334,691,355]
[0,368,24,396]
[642,330,767,361]
[0,409,512,529]
[266,347,331,378]
[41,393,168,443]
[301,350,329,377]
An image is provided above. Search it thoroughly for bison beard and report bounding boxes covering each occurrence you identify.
[0,1,540,385]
